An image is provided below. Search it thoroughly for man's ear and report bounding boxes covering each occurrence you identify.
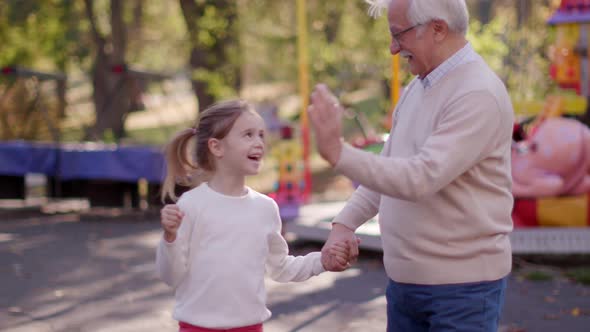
[432,19,448,41]
[208,138,224,158]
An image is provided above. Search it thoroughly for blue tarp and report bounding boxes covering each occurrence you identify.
[0,141,165,183]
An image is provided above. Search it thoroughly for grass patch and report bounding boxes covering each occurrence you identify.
[59,125,182,145]
[124,125,182,145]
[566,267,590,285]
[523,270,554,282]
[60,127,85,142]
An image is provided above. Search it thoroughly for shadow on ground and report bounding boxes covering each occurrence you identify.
[1,210,589,331]
[0,210,176,331]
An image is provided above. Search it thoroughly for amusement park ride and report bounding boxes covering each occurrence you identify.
[287,0,590,254]
[268,125,305,222]
[510,0,590,231]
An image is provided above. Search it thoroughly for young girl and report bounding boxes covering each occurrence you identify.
[156,100,351,332]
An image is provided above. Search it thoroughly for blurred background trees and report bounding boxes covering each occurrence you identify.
[0,0,563,142]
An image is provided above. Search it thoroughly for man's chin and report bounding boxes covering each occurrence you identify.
[408,66,420,76]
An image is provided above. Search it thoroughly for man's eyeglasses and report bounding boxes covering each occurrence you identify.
[391,24,421,48]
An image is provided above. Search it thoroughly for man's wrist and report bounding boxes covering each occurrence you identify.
[326,139,343,166]
[331,222,354,232]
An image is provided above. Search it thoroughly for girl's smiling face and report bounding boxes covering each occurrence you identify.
[213,111,266,176]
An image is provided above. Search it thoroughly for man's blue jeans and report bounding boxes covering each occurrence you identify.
[386,277,507,332]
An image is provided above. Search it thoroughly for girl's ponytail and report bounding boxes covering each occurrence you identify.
[161,128,200,202]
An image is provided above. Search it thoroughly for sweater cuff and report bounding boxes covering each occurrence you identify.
[311,252,326,275]
[332,219,359,232]
[161,234,178,247]
[334,143,359,174]
[333,210,364,230]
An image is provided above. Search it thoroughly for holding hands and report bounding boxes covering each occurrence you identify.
[321,224,360,272]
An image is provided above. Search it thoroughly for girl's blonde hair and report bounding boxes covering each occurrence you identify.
[161,99,255,202]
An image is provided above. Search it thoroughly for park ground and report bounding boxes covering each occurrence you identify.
[1,201,589,332]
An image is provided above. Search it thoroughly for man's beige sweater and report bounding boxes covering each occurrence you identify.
[333,59,514,285]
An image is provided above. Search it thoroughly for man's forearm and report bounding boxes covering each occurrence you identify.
[332,185,380,230]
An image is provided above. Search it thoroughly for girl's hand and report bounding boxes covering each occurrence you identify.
[161,204,184,242]
[327,240,352,268]
[321,223,360,271]
[328,242,350,266]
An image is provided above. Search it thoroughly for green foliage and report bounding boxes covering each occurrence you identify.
[181,1,240,102]
[0,0,86,71]
[127,1,188,70]
[0,0,566,139]
[0,0,187,73]
[191,68,235,99]
[468,19,509,74]
[0,79,62,141]
[566,267,590,285]
[466,3,561,103]
[307,1,393,91]
[523,270,554,282]
[0,0,189,141]
[125,125,184,145]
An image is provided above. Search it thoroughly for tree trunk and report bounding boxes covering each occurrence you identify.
[516,0,532,27]
[477,0,494,24]
[83,0,131,141]
[56,78,67,119]
[179,0,238,113]
[325,8,342,43]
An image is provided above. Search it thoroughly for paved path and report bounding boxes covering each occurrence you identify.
[1,212,589,331]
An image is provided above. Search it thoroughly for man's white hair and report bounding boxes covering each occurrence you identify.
[365,0,469,35]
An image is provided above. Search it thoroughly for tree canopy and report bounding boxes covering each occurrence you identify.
[0,0,563,141]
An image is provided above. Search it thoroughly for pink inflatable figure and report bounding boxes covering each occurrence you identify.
[511,117,590,198]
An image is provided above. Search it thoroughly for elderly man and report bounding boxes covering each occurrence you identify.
[310,0,514,331]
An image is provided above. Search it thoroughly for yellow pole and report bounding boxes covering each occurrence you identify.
[386,54,401,130]
[391,54,400,105]
[296,0,312,201]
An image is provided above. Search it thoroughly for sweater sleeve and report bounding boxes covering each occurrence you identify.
[331,137,391,230]
[332,185,381,230]
[155,198,194,288]
[266,202,325,282]
[334,91,507,201]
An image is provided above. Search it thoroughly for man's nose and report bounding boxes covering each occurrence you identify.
[390,41,401,55]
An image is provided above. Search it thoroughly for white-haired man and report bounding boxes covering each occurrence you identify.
[310,0,514,331]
